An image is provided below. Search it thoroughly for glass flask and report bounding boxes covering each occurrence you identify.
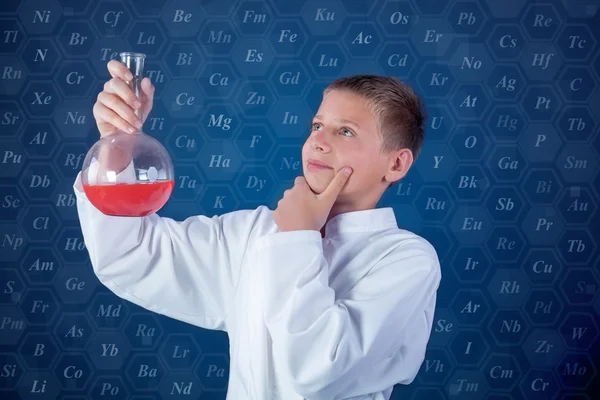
[81,52,174,217]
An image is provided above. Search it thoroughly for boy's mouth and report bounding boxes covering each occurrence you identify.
[307,159,333,169]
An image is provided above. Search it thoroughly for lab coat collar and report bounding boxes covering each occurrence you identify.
[322,207,398,238]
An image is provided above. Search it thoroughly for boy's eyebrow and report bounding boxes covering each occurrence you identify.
[314,114,361,130]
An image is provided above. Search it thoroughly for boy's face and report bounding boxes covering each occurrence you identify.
[301,89,394,206]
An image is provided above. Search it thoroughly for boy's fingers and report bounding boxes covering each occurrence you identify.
[93,102,138,135]
[107,60,133,81]
[318,167,352,204]
[97,92,141,130]
[104,78,140,109]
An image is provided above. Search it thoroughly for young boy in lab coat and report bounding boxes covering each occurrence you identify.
[76,60,441,400]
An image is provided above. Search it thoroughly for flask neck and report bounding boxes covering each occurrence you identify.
[120,52,146,122]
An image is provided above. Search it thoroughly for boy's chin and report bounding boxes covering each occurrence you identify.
[303,167,342,194]
[304,174,326,194]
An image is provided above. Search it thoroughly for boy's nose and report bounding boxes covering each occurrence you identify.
[311,133,331,152]
[312,140,330,152]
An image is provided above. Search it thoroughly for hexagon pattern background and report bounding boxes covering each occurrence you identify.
[1,0,600,399]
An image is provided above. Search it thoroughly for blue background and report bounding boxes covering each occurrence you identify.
[1,0,600,398]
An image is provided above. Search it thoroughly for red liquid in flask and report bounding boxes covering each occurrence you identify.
[83,180,174,217]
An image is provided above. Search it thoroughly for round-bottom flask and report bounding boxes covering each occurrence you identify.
[81,52,174,217]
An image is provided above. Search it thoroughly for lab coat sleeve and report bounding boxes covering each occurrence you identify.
[255,230,441,400]
[73,160,260,332]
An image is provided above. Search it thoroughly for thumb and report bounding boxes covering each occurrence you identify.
[319,167,352,204]
[140,77,155,123]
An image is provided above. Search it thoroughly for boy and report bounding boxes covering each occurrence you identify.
[76,60,441,400]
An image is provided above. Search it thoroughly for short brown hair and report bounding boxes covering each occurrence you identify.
[323,75,426,186]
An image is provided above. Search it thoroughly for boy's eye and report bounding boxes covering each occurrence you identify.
[311,123,353,137]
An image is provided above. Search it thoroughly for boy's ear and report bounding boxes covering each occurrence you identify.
[385,148,413,184]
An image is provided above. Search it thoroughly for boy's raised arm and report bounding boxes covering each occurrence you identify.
[73,162,259,332]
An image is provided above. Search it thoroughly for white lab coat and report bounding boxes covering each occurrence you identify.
[74,161,441,400]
